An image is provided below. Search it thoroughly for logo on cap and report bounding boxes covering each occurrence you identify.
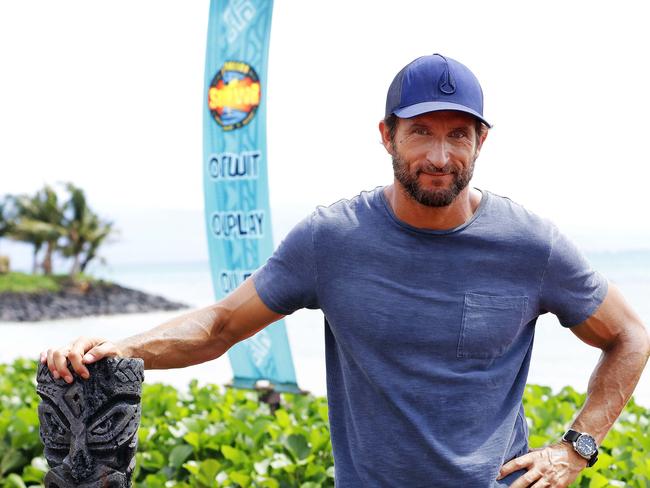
[207,61,261,131]
[438,58,456,94]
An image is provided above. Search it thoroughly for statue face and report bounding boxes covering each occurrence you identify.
[36,359,144,488]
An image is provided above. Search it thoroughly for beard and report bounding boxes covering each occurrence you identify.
[391,148,477,207]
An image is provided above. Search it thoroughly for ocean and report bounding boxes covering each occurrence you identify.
[1,252,648,406]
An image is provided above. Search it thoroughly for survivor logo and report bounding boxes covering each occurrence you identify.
[208,61,261,131]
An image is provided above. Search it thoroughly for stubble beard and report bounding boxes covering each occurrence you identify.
[391,148,477,208]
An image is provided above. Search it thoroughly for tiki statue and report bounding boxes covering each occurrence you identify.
[36,358,144,488]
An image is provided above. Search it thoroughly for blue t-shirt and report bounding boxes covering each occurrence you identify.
[252,186,608,487]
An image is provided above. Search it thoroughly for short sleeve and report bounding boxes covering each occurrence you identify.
[251,212,319,315]
[539,225,608,327]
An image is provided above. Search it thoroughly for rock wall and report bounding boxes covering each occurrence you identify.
[0,282,188,321]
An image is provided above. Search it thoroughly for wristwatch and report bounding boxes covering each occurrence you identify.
[562,429,599,467]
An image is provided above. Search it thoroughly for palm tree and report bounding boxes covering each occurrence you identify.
[78,214,116,273]
[12,186,66,275]
[1,194,44,273]
[8,218,58,274]
[61,183,116,276]
[3,184,116,276]
[0,195,19,237]
[0,197,9,238]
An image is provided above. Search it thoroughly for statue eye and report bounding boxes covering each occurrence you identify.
[91,418,111,435]
[87,401,140,447]
[38,403,71,448]
[46,412,68,436]
[91,412,124,436]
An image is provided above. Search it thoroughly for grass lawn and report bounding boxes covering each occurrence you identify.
[0,271,103,294]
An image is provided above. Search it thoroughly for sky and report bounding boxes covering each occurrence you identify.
[1,0,649,267]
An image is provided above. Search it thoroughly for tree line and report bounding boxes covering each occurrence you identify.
[0,183,115,276]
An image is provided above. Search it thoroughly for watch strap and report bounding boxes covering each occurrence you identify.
[587,452,598,468]
[562,429,581,443]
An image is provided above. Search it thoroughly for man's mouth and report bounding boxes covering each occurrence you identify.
[419,171,453,178]
[417,167,454,176]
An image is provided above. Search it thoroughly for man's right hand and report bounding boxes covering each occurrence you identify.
[40,337,122,384]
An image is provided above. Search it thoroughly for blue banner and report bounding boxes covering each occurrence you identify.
[202,0,299,393]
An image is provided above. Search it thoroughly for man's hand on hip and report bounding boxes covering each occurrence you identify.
[497,442,587,487]
[40,336,122,383]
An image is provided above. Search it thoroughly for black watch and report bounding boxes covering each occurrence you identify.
[562,429,598,467]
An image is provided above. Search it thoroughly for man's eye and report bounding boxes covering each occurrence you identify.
[412,127,429,136]
[450,130,468,139]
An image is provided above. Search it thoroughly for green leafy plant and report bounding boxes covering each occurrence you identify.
[1,359,648,487]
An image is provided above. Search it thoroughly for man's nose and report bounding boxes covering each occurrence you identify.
[424,140,450,170]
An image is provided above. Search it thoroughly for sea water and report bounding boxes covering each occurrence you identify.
[1,252,648,405]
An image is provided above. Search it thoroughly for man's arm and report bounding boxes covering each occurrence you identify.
[565,282,650,443]
[41,278,284,383]
[498,281,650,487]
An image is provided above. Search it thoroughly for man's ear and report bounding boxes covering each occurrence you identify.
[378,119,394,155]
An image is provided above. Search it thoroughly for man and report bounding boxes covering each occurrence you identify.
[44,54,649,487]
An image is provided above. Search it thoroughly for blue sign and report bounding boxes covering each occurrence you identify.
[202,0,300,393]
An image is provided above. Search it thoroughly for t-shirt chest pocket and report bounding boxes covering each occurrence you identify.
[457,293,529,359]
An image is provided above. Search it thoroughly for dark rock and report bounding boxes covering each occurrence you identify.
[36,358,144,488]
[0,282,189,321]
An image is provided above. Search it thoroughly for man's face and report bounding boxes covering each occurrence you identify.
[385,111,485,207]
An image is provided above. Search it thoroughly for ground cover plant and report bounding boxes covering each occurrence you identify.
[1,359,648,487]
[0,272,101,294]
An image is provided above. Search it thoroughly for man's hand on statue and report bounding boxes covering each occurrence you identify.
[40,336,122,384]
[497,442,587,487]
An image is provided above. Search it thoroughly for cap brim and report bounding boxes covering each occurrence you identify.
[394,101,492,128]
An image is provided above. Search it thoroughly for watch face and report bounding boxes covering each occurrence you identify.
[575,434,597,457]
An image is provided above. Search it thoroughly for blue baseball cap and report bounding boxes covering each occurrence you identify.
[385,53,491,128]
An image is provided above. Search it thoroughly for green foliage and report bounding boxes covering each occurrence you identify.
[523,384,650,487]
[0,359,45,488]
[1,359,648,487]
[0,272,103,294]
[0,273,60,294]
[129,380,334,488]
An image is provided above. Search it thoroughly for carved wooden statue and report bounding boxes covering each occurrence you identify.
[36,358,144,487]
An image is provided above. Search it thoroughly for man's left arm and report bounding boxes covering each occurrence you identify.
[498,281,650,487]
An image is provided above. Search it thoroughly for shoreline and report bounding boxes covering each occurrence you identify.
[0,281,189,322]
